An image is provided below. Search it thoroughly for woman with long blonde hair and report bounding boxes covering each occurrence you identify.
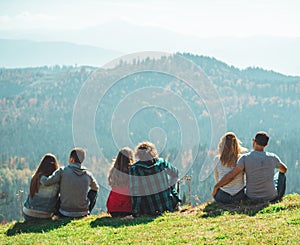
[213,132,247,204]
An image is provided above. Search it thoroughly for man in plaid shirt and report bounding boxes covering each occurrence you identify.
[129,142,180,216]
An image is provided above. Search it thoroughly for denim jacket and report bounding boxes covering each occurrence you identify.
[24,183,59,213]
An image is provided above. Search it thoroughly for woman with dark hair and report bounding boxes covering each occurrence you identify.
[106,147,134,218]
[23,153,59,220]
[213,132,247,204]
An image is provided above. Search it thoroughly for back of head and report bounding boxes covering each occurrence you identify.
[108,147,134,187]
[218,132,246,167]
[36,153,59,177]
[135,141,158,162]
[254,131,269,147]
[114,147,134,173]
[70,148,86,163]
[30,153,59,198]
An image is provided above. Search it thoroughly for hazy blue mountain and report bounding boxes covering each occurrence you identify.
[1,21,299,75]
[0,39,122,67]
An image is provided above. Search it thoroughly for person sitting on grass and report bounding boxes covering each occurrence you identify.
[106,147,134,218]
[23,153,60,221]
[129,141,181,216]
[40,148,99,218]
[213,131,287,203]
[213,132,247,204]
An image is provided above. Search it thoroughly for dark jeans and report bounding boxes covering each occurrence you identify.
[23,213,51,221]
[110,212,132,218]
[271,172,286,202]
[87,189,98,212]
[214,188,246,204]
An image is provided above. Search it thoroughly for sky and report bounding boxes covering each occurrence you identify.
[1,0,299,37]
[0,0,300,74]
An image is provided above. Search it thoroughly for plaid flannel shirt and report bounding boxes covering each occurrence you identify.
[129,158,179,215]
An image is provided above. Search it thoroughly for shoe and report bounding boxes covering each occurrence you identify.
[52,215,59,221]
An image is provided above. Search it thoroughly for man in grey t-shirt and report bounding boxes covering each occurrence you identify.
[212,131,287,202]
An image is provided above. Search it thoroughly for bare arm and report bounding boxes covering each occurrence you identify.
[214,167,219,182]
[212,165,243,198]
[89,173,99,192]
[279,162,287,174]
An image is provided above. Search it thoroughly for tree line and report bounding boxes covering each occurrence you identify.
[0,54,299,221]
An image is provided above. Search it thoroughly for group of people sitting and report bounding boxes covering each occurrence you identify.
[22,131,287,221]
[213,131,287,204]
[106,142,180,218]
[23,148,99,220]
[23,142,181,220]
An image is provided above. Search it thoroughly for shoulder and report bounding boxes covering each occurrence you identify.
[243,151,252,157]
[237,153,246,161]
[238,152,252,160]
[85,170,93,176]
[156,158,173,169]
[48,167,64,176]
[129,162,140,172]
[57,166,66,175]
[58,166,67,172]
[265,151,282,162]
[265,151,279,158]
[237,153,249,166]
[156,158,166,165]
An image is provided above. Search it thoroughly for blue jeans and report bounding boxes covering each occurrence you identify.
[271,172,286,202]
[214,188,245,204]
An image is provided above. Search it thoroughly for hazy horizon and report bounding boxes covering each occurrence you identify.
[1,0,300,75]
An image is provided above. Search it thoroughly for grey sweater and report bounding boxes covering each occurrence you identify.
[40,163,99,214]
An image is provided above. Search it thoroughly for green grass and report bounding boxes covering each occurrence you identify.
[1,194,300,244]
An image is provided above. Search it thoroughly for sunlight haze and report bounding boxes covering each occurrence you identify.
[0,0,299,75]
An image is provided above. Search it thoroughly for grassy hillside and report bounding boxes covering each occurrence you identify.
[1,194,299,244]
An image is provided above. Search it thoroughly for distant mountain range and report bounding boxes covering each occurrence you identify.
[0,21,300,75]
[0,39,122,67]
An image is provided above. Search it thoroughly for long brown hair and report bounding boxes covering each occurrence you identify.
[108,147,134,188]
[29,153,59,198]
[218,132,247,167]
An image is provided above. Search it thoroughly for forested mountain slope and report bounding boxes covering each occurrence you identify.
[0,54,299,221]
